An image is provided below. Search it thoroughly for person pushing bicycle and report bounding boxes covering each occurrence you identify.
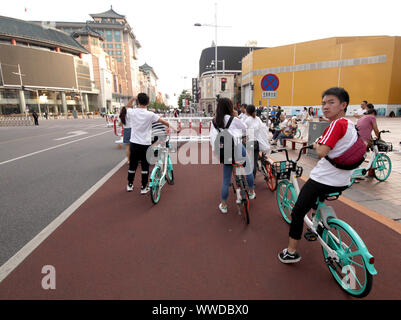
[278,87,358,263]
[210,98,256,214]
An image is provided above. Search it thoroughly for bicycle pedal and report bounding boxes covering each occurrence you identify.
[304,230,318,242]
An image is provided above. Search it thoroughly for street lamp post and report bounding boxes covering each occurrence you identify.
[194,2,230,111]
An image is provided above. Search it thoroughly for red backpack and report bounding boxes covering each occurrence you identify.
[325,132,367,170]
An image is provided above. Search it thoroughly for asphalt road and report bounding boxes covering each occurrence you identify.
[0,118,125,266]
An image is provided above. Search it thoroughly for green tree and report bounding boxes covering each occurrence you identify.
[177,90,192,110]
[149,101,169,112]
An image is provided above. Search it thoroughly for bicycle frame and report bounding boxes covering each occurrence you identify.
[273,146,377,276]
[149,140,174,203]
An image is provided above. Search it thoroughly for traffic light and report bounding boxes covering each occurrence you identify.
[221,77,227,91]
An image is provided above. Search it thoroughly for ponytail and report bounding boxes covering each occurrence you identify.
[119,106,127,126]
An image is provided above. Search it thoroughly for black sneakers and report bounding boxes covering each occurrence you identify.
[278,248,301,264]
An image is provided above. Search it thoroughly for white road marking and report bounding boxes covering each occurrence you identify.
[0,130,111,166]
[0,158,127,283]
[54,130,88,141]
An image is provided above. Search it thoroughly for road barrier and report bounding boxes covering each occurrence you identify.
[0,115,34,127]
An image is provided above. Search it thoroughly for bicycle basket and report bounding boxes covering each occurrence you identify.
[376,139,392,152]
[272,161,295,180]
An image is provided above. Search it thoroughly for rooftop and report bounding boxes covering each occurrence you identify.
[0,15,88,54]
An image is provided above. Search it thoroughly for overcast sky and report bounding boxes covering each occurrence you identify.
[1,0,400,106]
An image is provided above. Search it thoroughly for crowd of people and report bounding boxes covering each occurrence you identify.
[119,88,383,265]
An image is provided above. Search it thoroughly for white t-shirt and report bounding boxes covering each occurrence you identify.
[310,118,356,187]
[239,113,248,121]
[244,116,270,153]
[124,107,132,128]
[210,115,247,152]
[127,108,160,145]
[355,108,366,116]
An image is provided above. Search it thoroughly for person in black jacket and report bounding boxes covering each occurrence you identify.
[32,110,39,125]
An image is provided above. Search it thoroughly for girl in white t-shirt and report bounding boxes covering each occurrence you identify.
[244,105,271,178]
[210,98,256,214]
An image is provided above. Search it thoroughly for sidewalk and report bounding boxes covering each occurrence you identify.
[269,116,401,223]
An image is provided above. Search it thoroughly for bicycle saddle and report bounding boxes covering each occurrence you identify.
[318,192,342,202]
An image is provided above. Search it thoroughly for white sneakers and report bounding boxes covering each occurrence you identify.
[140,186,151,194]
[126,184,150,194]
[218,203,228,214]
[219,191,256,214]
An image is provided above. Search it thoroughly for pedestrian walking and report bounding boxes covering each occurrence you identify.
[126,93,174,194]
[119,96,135,164]
[32,110,39,125]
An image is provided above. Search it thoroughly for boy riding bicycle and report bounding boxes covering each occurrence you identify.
[278,87,358,263]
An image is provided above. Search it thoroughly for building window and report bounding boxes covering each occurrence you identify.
[108,50,113,55]
[116,57,122,62]
[107,44,113,48]
[116,51,121,55]
[114,31,121,42]
[80,36,88,44]
[106,30,113,42]
[115,44,121,49]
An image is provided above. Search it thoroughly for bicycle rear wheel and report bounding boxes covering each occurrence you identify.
[150,167,162,204]
[373,153,391,181]
[263,161,277,191]
[321,219,373,298]
[276,181,297,224]
[241,193,250,225]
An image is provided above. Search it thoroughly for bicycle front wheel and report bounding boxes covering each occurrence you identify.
[150,167,162,204]
[321,219,373,298]
[373,153,391,181]
[276,181,297,224]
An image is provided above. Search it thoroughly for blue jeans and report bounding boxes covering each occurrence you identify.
[221,145,254,202]
[276,133,293,145]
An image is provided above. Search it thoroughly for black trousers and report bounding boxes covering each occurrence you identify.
[289,178,348,240]
[128,143,150,188]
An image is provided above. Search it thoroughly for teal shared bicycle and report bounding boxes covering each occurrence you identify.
[149,138,175,204]
[351,130,392,184]
[272,146,377,298]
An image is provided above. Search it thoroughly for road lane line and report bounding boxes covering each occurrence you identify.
[0,158,127,283]
[0,130,112,166]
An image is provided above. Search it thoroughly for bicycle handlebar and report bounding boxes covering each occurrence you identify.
[378,130,390,139]
[271,144,314,162]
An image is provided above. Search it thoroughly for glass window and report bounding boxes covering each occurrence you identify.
[115,44,121,49]
[108,50,113,55]
[116,51,121,55]
[106,30,113,42]
[107,44,113,48]
[116,57,122,62]
[114,31,121,42]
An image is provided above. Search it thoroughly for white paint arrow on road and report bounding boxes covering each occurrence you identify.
[54,131,88,141]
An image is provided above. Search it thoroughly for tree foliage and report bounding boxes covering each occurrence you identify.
[177,90,192,110]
